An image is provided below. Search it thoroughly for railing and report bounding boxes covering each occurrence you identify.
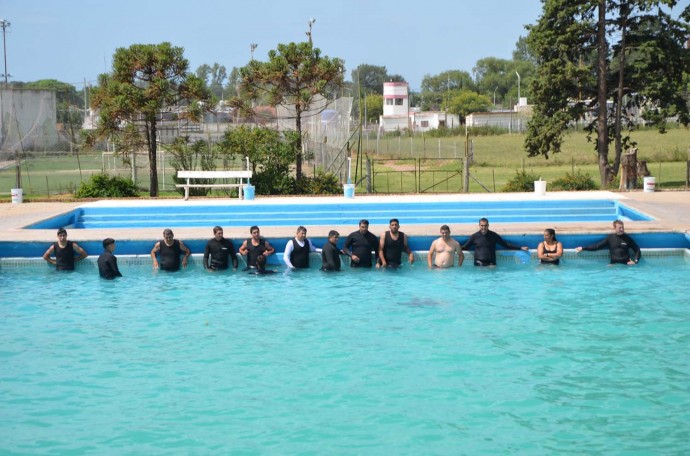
[369,158,464,193]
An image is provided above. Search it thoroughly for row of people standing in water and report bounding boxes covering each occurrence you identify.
[42,218,642,280]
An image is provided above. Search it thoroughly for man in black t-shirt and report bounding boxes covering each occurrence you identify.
[342,219,381,268]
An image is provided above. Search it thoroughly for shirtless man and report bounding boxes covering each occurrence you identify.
[427,225,464,268]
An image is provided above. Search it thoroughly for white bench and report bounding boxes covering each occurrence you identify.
[176,170,253,200]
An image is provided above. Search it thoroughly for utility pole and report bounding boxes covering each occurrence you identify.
[250,43,257,61]
[0,19,9,87]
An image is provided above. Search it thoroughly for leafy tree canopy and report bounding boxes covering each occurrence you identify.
[24,79,84,107]
[418,70,474,111]
[448,90,492,119]
[524,0,689,186]
[350,64,405,95]
[89,42,211,196]
[235,41,344,180]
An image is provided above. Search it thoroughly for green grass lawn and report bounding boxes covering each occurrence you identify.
[1,127,688,199]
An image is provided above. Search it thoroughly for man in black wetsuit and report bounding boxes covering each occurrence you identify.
[342,219,381,268]
[203,226,238,271]
[379,218,414,268]
[97,238,122,280]
[321,230,343,271]
[575,220,641,265]
[42,228,88,271]
[239,226,275,269]
[150,229,191,271]
[462,218,529,266]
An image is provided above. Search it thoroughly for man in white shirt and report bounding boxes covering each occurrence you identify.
[283,226,321,269]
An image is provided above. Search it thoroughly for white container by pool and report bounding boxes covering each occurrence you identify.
[643,176,655,193]
[243,184,255,200]
[343,183,355,199]
[11,188,23,204]
[534,180,546,196]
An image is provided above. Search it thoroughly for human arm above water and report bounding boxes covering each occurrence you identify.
[178,240,191,268]
[150,242,161,269]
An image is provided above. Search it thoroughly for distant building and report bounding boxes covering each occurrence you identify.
[379,82,410,131]
[379,82,460,132]
[465,100,531,132]
[411,110,459,132]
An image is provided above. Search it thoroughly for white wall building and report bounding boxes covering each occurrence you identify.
[380,82,410,131]
[411,111,459,132]
[379,81,460,132]
[465,102,531,132]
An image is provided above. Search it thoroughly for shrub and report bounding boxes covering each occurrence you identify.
[253,169,296,195]
[75,173,140,198]
[295,172,342,195]
[502,170,540,192]
[169,137,218,197]
[551,170,598,191]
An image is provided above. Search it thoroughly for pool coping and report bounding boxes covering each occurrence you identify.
[0,190,688,246]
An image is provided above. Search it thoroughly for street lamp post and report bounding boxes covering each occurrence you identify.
[515,71,521,132]
[0,19,20,194]
[515,71,521,105]
[307,18,316,44]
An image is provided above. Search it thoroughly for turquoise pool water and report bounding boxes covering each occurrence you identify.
[2,257,689,454]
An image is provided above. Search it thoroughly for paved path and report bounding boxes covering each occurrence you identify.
[0,191,688,243]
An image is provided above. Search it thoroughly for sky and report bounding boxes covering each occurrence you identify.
[1,0,545,91]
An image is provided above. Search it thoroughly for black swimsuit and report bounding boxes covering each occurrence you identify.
[541,243,560,265]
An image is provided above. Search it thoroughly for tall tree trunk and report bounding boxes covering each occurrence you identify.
[612,3,629,181]
[596,0,610,187]
[295,106,303,181]
[148,119,159,197]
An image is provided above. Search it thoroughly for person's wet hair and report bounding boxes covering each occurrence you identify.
[440,224,450,232]
[213,226,223,234]
[103,238,115,248]
[57,228,67,236]
[163,228,173,236]
[544,228,557,242]
[256,254,266,269]
[250,225,260,233]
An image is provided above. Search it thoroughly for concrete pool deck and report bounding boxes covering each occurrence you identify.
[0,190,688,244]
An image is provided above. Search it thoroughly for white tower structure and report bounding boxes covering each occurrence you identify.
[380,82,410,131]
[383,82,409,116]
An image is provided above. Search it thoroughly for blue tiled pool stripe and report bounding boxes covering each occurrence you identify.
[27,199,653,230]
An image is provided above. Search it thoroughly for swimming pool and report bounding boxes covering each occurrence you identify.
[27,198,652,229]
[1,255,689,453]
